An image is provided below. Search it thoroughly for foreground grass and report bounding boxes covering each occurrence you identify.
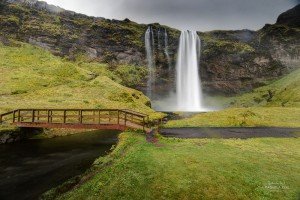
[0,42,162,121]
[45,132,300,200]
[166,107,300,128]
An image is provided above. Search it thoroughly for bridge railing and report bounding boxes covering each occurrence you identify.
[0,109,150,131]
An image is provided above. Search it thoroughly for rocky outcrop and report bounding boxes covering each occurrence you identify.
[276,4,300,28]
[0,129,22,144]
[0,127,45,144]
[0,0,299,95]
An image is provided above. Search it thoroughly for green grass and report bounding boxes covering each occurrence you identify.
[166,68,300,128]
[0,42,163,120]
[44,132,300,200]
[166,107,300,128]
[115,65,148,88]
[232,68,300,108]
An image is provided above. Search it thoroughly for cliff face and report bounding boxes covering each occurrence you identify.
[276,4,300,27]
[0,0,299,96]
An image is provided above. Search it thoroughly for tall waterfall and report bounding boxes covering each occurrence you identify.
[176,30,203,111]
[157,28,161,50]
[145,26,155,98]
[164,29,171,71]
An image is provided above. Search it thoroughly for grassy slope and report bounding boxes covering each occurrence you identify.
[232,68,300,108]
[166,68,300,128]
[45,132,300,200]
[0,42,162,121]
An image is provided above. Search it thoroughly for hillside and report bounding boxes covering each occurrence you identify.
[232,68,300,107]
[0,40,162,120]
[166,68,300,128]
[0,0,299,96]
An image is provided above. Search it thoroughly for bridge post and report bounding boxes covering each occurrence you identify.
[37,110,40,122]
[18,110,21,122]
[125,112,127,126]
[79,110,83,124]
[98,110,101,124]
[12,110,16,123]
[117,110,120,125]
[63,110,67,124]
[93,110,95,124]
[32,110,35,122]
[47,110,50,123]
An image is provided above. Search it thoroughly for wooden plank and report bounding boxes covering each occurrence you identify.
[17,110,21,122]
[63,110,67,124]
[37,110,40,122]
[32,110,35,123]
[98,110,101,124]
[47,110,50,123]
[117,110,120,125]
[12,110,16,123]
[79,110,83,124]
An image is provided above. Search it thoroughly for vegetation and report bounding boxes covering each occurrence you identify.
[0,41,163,121]
[232,68,300,108]
[43,131,300,200]
[201,32,255,56]
[166,107,300,128]
[259,24,300,43]
[166,68,300,128]
[115,65,148,87]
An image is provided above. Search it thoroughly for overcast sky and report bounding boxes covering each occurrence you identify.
[44,0,299,31]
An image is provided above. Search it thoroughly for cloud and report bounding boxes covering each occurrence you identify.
[44,0,298,31]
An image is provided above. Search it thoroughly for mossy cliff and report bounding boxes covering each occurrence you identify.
[0,0,299,95]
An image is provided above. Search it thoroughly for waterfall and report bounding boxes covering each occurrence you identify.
[157,28,162,51]
[176,30,203,111]
[164,29,171,71]
[145,26,155,98]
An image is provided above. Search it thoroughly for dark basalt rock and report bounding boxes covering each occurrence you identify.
[276,4,300,28]
[0,0,299,95]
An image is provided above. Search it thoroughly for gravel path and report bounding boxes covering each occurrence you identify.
[160,127,300,139]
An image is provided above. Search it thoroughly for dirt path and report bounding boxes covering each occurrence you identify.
[160,127,300,139]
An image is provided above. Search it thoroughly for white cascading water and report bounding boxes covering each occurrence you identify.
[176,30,203,111]
[164,29,171,71]
[145,26,155,98]
[157,28,161,50]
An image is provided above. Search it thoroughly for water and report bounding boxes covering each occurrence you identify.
[176,30,204,111]
[145,26,155,98]
[157,28,161,50]
[0,130,119,200]
[164,29,171,71]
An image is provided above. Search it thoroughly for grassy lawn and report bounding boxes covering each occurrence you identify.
[165,107,300,128]
[44,132,300,200]
[0,42,163,123]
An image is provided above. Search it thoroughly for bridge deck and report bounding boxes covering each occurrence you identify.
[0,109,151,133]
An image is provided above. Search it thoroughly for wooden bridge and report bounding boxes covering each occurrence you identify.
[0,109,150,132]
